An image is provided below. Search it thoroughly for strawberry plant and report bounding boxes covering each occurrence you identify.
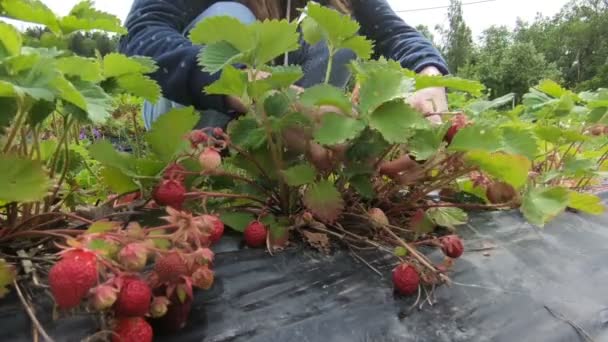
[0,0,607,340]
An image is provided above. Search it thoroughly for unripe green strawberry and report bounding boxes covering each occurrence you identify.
[90,284,118,311]
[49,249,98,309]
[118,243,148,271]
[112,317,153,342]
[244,221,267,248]
[392,264,420,296]
[369,208,389,226]
[198,147,221,172]
[150,296,171,318]
[114,277,152,317]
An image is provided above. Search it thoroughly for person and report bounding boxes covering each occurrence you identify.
[119,0,449,131]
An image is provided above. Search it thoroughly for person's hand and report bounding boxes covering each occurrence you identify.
[408,66,448,124]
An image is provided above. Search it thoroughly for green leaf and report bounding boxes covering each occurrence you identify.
[189,15,254,51]
[281,164,316,186]
[369,101,428,144]
[145,107,199,162]
[103,53,157,78]
[1,0,60,33]
[500,127,538,161]
[521,187,569,227]
[56,56,103,83]
[314,113,365,145]
[259,65,303,89]
[587,107,608,124]
[28,100,55,126]
[70,80,113,123]
[303,180,344,222]
[568,191,605,215]
[87,239,119,258]
[537,79,567,98]
[115,73,161,103]
[204,65,247,98]
[220,212,255,233]
[100,166,138,194]
[0,259,15,299]
[356,63,415,115]
[394,247,408,257]
[467,93,515,116]
[253,19,300,65]
[408,128,444,160]
[534,126,588,144]
[0,22,22,57]
[227,115,267,149]
[449,125,503,152]
[59,0,126,34]
[279,112,313,131]
[89,141,133,172]
[300,84,352,114]
[563,157,596,177]
[0,156,49,202]
[86,220,117,234]
[466,151,531,189]
[197,41,244,74]
[302,2,372,59]
[149,230,171,250]
[415,75,485,97]
[349,174,375,199]
[426,207,468,230]
[264,92,290,117]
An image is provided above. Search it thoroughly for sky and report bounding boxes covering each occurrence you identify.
[14,0,572,39]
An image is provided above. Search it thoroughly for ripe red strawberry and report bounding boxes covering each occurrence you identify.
[153,179,186,209]
[49,249,98,309]
[207,215,225,244]
[486,181,517,204]
[112,317,153,342]
[154,252,189,283]
[114,277,152,317]
[244,221,267,248]
[392,264,420,296]
[187,129,208,148]
[440,235,464,259]
[198,147,222,172]
[444,114,468,144]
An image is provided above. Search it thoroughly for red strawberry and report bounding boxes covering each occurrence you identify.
[486,181,517,204]
[244,221,267,248]
[150,293,192,334]
[114,277,152,317]
[440,235,464,259]
[207,215,224,244]
[187,130,208,148]
[392,264,420,296]
[153,179,186,209]
[163,163,186,182]
[154,252,189,283]
[112,317,153,342]
[198,147,221,172]
[444,114,468,144]
[49,250,98,309]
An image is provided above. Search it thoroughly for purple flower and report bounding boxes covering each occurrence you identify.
[92,128,102,140]
[79,129,87,140]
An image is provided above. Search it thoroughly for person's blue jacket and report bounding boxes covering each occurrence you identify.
[119,0,449,112]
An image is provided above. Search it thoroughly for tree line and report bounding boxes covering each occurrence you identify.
[421,0,608,99]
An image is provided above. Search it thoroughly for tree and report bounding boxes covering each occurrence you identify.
[438,0,474,73]
[416,24,436,46]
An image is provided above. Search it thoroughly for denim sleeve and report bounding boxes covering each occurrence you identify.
[118,0,226,112]
[350,0,450,75]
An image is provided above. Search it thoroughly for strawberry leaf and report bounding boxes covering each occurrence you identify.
[0,156,49,202]
[189,15,254,51]
[355,62,415,115]
[0,22,22,57]
[252,20,300,66]
[100,166,139,194]
[227,115,267,150]
[197,41,245,74]
[568,191,605,215]
[220,212,255,233]
[394,247,408,257]
[449,125,503,152]
[87,220,118,234]
[59,0,126,34]
[300,84,352,115]
[205,65,248,98]
[415,75,485,97]
[56,56,103,83]
[145,107,199,163]
[426,207,468,230]
[521,187,569,227]
[313,113,365,145]
[369,101,428,144]
[102,53,157,78]
[0,259,15,299]
[304,180,344,222]
[500,126,538,161]
[466,151,531,189]
[281,164,316,187]
[1,0,61,33]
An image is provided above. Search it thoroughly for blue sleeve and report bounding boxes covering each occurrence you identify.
[118,0,227,112]
[350,0,450,75]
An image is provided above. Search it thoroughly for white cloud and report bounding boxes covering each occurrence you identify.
[31,0,570,39]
